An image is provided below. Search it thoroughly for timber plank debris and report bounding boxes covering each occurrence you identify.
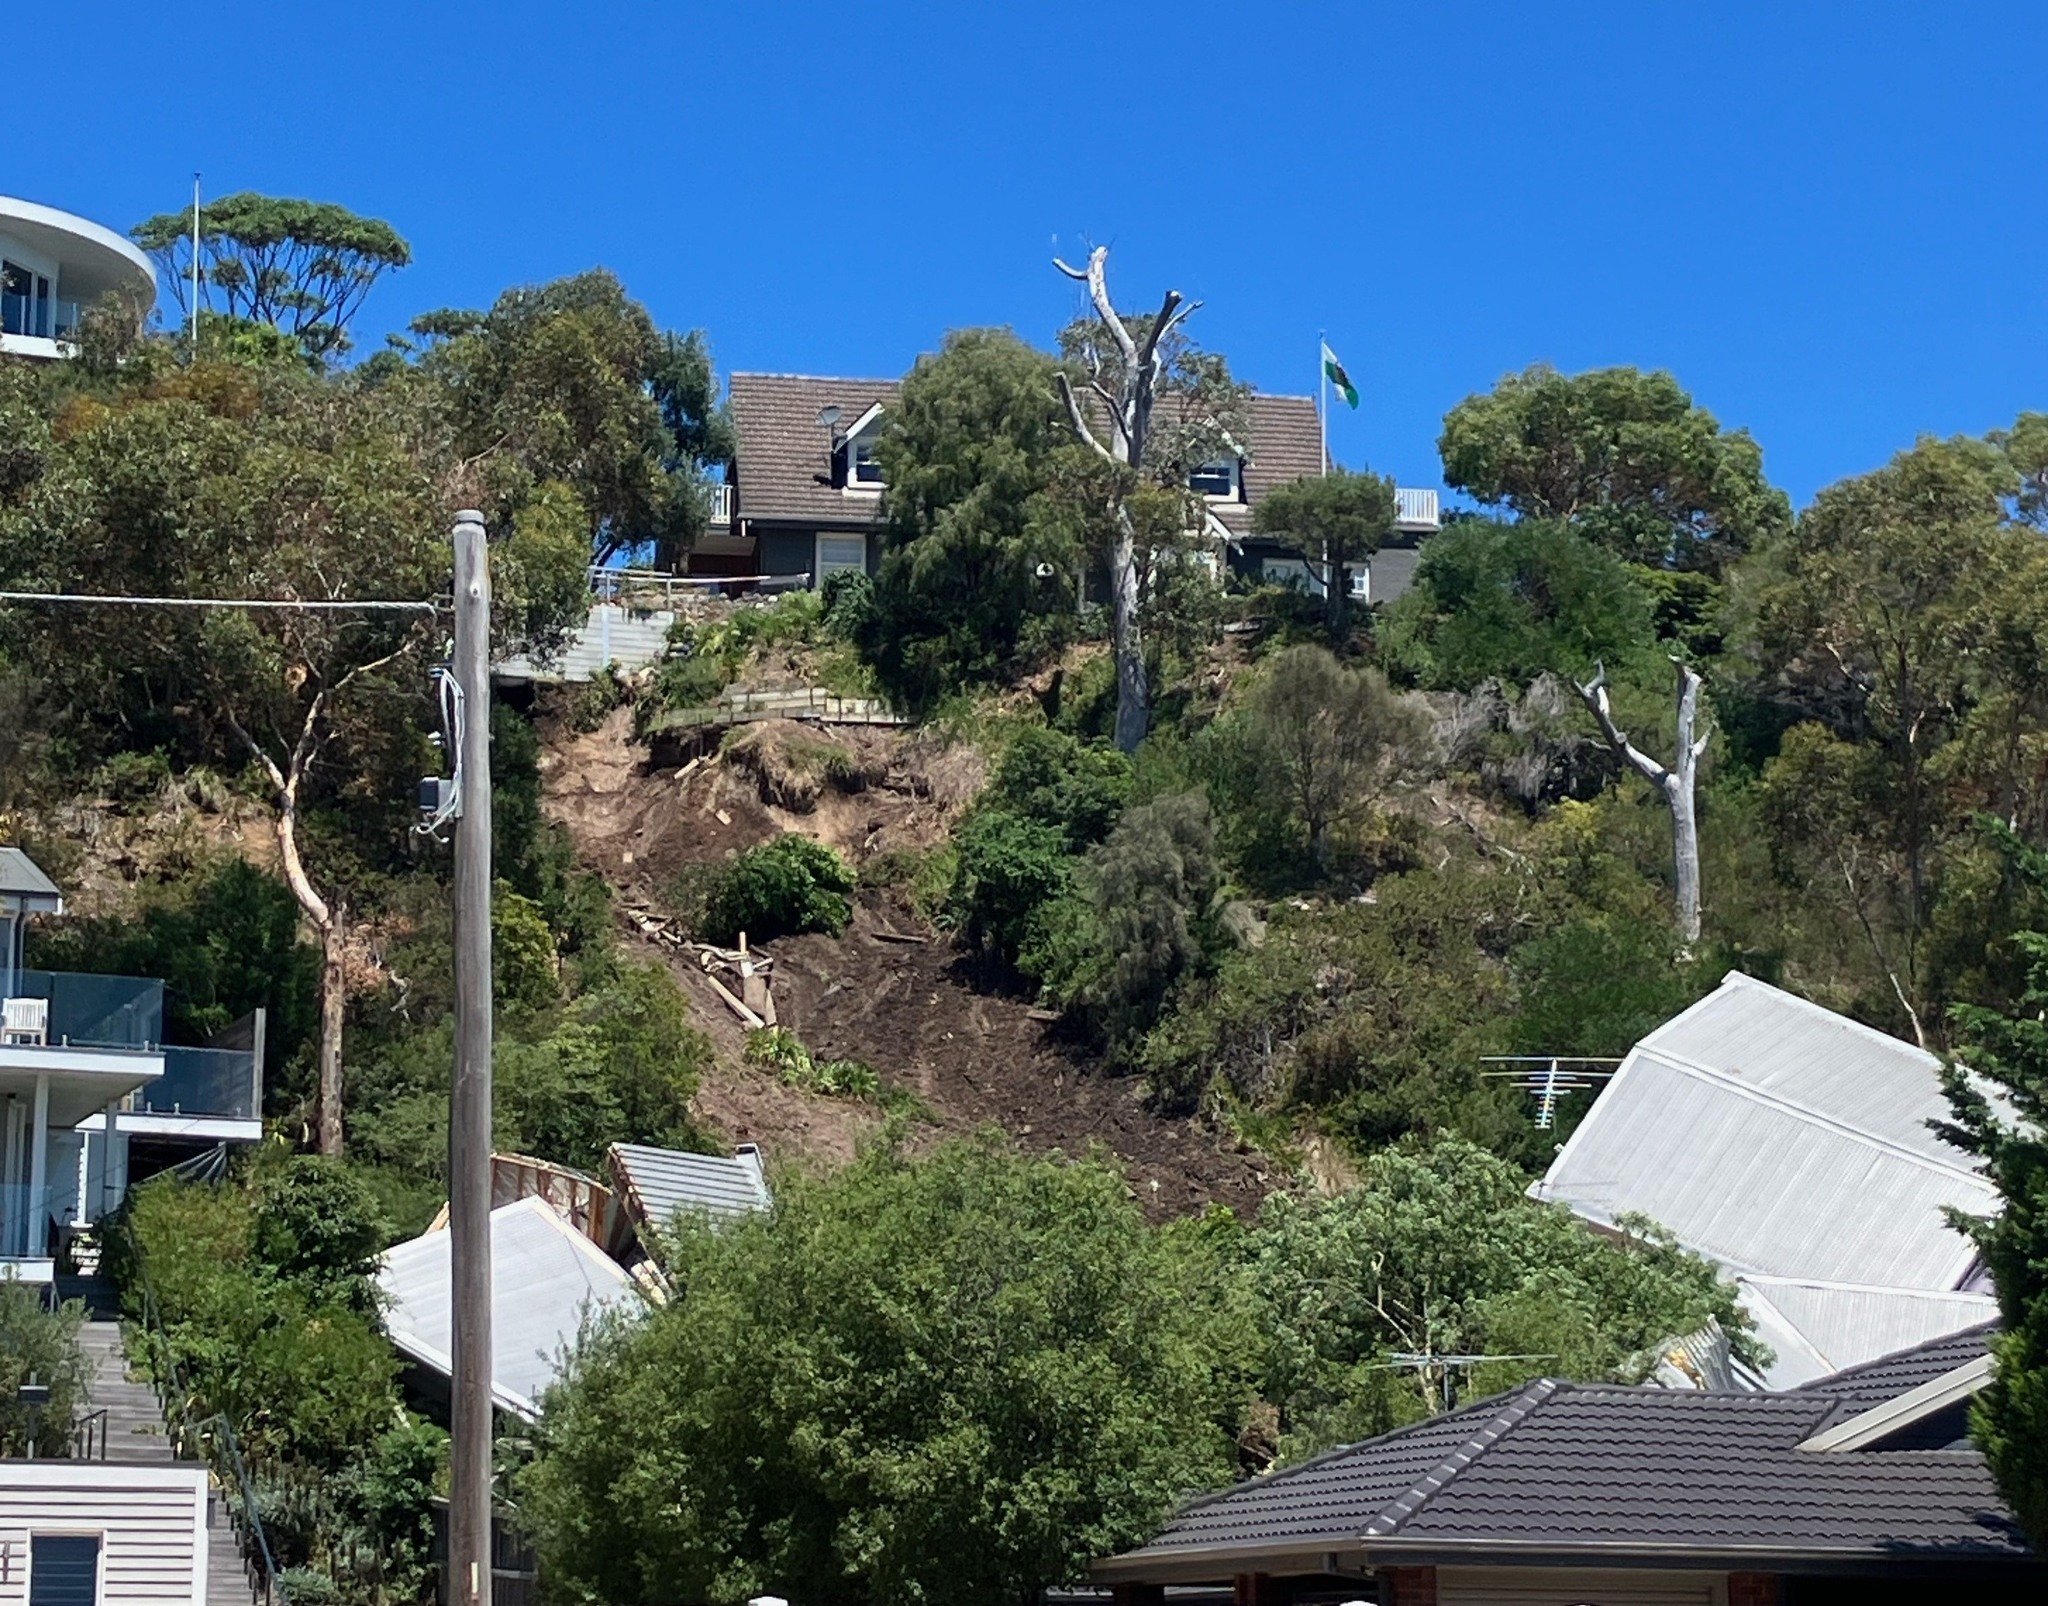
[650,686,911,734]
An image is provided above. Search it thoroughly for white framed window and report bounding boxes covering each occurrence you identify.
[1348,564,1371,600]
[849,432,884,488]
[1189,458,1241,500]
[816,535,868,583]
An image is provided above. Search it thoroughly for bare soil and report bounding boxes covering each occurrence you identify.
[537,704,1278,1219]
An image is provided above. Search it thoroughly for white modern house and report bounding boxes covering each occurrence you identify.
[1533,972,1999,1386]
[1,849,262,1283]
[0,196,155,359]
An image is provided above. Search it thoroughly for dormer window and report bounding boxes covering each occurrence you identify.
[851,432,884,487]
[1190,458,1241,500]
[835,401,887,492]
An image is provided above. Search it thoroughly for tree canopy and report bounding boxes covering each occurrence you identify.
[518,1137,1245,1606]
[133,192,412,361]
[863,328,1079,705]
[1439,364,1790,575]
[1251,467,1397,636]
[1941,825,2048,1551]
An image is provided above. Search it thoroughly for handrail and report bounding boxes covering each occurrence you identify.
[69,1407,108,1462]
[117,1221,290,1606]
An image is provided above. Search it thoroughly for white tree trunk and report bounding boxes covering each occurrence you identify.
[1575,658,1708,946]
[1109,516,1149,754]
[1054,246,1197,756]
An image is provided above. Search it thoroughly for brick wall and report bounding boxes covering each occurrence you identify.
[1728,1574,1783,1606]
[1381,1566,1438,1606]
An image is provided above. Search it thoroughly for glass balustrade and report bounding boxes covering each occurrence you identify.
[2,970,165,1050]
[141,1046,261,1120]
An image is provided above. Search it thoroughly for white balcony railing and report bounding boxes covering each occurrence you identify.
[1394,487,1440,532]
[708,482,733,525]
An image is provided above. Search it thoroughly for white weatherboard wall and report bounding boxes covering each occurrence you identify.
[0,1463,207,1605]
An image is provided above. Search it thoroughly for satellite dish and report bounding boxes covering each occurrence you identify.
[1034,561,1057,579]
[816,405,841,429]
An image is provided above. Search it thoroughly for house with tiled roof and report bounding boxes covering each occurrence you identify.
[705,372,1440,599]
[1091,1323,2039,1605]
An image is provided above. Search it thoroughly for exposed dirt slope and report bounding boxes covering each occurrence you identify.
[538,706,1277,1218]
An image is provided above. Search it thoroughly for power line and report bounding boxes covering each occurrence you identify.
[0,591,439,613]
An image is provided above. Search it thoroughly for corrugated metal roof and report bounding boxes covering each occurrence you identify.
[1104,1334,2028,1574]
[1737,1277,1999,1387]
[377,1196,642,1419]
[1535,973,1993,1306]
[608,1142,770,1237]
[1636,972,1958,1154]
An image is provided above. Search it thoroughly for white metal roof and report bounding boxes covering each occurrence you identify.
[1737,1276,2000,1389]
[377,1195,642,1419]
[608,1142,770,1236]
[1534,973,1996,1318]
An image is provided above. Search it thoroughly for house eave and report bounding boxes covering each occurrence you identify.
[1093,1534,2040,1583]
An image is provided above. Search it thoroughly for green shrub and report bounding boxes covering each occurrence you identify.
[821,569,876,638]
[0,1285,89,1456]
[947,808,1074,981]
[744,1027,880,1099]
[701,835,856,944]
[984,725,1133,848]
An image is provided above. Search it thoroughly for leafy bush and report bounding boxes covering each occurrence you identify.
[700,834,856,944]
[984,725,1133,849]
[1378,518,1657,691]
[518,1137,1244,1606]
[947,808,1076,982]
[115,1174,401,1471]
[1250,1136,1758,1451]
[820,568,875,638]
[0,1285,89,1456]
[744,1027,880,1098]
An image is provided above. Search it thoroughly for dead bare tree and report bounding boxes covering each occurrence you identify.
[1052,246,1201,755]
[1575,658,1710,945]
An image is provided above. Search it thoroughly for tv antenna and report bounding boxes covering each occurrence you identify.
[1481,1055,1623,1129]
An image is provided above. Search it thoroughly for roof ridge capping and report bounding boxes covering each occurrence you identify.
[1799,1352,1995,1453]
[1362,1378,1560,1537]
[1682,971,1942,1067]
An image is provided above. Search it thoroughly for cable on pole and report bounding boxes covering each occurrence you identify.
[0,591,440,613]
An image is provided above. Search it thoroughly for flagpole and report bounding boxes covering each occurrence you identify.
[1318,331,1329,477]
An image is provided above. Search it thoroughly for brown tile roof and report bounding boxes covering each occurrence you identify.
[732,371,1324,537]
[729,372,901,527]
[1207,393,1322,536]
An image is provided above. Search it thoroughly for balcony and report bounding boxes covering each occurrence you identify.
[708,481,733,525]
[1,971,258,1121]
[1394,487,1441,534]
[137,1046,261,1122]
[2,970,163,1051]
[0,292,81,340]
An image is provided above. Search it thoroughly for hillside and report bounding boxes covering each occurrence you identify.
[537,703,1277,1217]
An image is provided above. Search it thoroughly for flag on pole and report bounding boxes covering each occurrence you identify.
[1322,341,1359,409]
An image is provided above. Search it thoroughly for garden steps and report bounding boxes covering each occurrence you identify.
[60,1278,258,1606]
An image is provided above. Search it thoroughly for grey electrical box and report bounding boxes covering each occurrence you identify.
[419,776,457,815]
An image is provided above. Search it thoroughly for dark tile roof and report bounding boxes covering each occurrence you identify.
[1107,1337,2028,1573]
[729,372,900,527]
[1795,1320,1997,1426]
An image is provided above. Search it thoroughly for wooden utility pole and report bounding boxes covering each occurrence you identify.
[449,509,495,1606]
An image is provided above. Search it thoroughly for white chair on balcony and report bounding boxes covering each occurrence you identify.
[2,996,49,1045]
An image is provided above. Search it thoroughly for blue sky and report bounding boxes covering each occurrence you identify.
[22,1,2048,506]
